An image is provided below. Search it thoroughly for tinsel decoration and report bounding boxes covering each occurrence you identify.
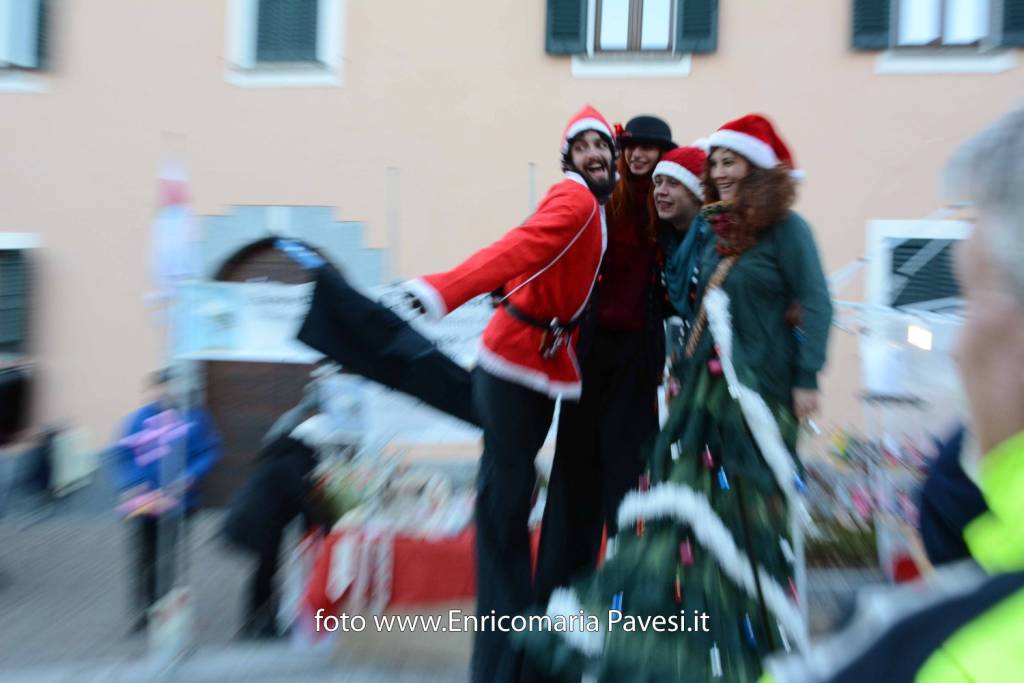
[780,538,795,564]
[778,622,792,653]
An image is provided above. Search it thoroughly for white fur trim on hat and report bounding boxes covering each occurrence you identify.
[563,117,613,151]
[691,137,711,154]
[707,128,778,169]
[653,160,704,201]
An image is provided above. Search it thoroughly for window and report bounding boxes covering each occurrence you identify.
[896,0,991,47]
[0,0,48,70]
[256,0,319,64]
[546,0,717,56]
[853,0,1024,50]
[226,0,345,87]
[596,0,674,53]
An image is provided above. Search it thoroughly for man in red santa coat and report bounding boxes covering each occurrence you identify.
[405,105,616,683]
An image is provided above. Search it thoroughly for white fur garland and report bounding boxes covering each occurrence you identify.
[703,289,812,528]
[546,588,605,657]
[617,483,808,651]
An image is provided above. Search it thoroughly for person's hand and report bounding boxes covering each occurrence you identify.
[404,292,426,315]
[119,483,150,503]
[792,388,819,420]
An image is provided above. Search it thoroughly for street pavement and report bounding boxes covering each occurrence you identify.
[0,481,469,682]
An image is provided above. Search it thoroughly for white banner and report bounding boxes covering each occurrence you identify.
[174,281,314,362]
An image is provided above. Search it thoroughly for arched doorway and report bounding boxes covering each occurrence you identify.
[201,238,327,506]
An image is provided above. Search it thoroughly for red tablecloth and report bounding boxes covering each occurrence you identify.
[303,527,477,618]
[303,524,605,618]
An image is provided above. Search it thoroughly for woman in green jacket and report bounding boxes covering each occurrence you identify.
[520,114,832,682]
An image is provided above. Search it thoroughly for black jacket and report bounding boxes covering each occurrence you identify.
[223,436,320,555]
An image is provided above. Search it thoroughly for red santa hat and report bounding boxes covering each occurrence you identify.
[561,105,615,154]
[652,145,708,201]
[706,114,802,178]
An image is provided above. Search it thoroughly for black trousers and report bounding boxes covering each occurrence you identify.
[471,368,555,683]
[534,330,659,607]
[248,527,282,626]
[132,515,185,617]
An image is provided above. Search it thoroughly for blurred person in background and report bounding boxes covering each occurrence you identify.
[761,104,1024,683]
[918,424,987,566]
[0,362,33,517]
[224,412,329,639]
[113,368,222,631]
[534,127,705,619]
[0,361,31,448]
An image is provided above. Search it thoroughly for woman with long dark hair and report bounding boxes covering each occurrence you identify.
[534,115,679,611]
[522,114,832,682]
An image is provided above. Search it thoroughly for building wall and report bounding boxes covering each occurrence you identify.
[1,0,1021,449]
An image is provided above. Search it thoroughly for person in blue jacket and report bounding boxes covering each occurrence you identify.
[114,368,222,630]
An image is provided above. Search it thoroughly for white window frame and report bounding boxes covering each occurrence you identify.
[0,232,41,250]
[572,0,691,79]
[226,0,345,88]
[875,0,1017,74]
[0,0,47,93]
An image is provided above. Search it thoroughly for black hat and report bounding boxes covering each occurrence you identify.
[617,115,676,150]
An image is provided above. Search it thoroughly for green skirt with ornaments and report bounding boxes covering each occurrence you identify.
[517,296,804,683]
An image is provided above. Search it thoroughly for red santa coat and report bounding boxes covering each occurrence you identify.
[407,172,606,399]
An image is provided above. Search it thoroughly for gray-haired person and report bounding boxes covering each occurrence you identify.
[760,106,1024,683]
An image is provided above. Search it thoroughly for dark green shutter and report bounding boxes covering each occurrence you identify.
[852,0,891,50]
[1003,0,1024,47]
[675,0,718,54]
[256,0,319,63]
[36,0,49,69]
[546,0,587,55]
[0,251,30,354]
